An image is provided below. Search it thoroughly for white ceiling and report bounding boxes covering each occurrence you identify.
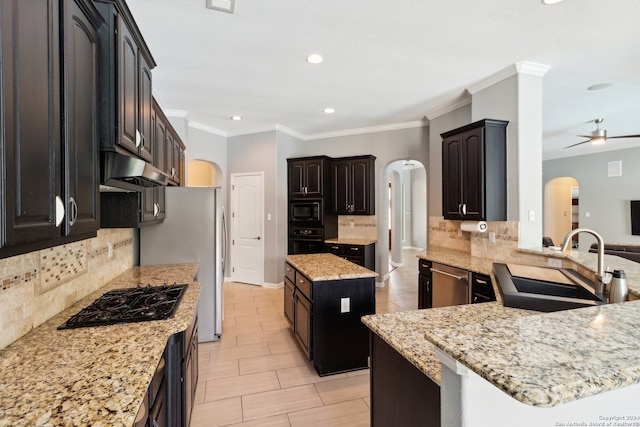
[127,0,640,160]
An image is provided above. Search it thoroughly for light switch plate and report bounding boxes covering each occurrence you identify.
[341,297,350,313]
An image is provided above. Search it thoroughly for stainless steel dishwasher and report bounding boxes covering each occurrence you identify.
[430,262,470,307]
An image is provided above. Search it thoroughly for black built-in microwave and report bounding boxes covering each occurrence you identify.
[290,200,321,222]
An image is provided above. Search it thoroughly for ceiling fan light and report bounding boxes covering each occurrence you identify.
[591,128,607,144]
[541,0,563,4]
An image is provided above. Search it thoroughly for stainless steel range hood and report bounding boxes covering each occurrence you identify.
[100,151,169,192]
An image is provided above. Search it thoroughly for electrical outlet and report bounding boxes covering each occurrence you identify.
[341,297,350,313]
[108,243,113,258]
[488,231,496,244]
[548,258,562,268]
[349,221,354,229]
[528,210,535,222]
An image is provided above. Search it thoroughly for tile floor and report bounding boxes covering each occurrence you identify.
[191,249,421,427]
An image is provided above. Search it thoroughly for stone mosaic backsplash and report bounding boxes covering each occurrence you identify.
[338,215,378,240]
[428,216,520,261]
[0,229,134,349]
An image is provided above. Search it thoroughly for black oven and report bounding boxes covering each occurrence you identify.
[289,227,324,254]
[290,200,321,222]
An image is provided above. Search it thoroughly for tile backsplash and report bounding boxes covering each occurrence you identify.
[338,215,378,240]
[0,229,134,349]
[428,216,520,260]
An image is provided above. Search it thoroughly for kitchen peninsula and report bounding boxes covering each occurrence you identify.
[363,247,640,427]
[285,253,376,375]
[0,264,200,427]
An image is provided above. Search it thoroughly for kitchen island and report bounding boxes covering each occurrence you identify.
[363,247,640,426]
[0,263,200,427]
[285,253,376,375]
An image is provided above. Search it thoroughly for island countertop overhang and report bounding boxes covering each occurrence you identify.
[286,253,377,281]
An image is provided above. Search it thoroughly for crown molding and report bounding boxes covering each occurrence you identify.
[188,121,227,137]
[424,94,471,121]
[164,109,191,119]
[304,120,427,141]
[516,61,551,77]
[467,61,551,95]
[274,124,306,141]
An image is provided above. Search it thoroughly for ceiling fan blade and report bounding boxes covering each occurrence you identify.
[576,135,592,138]
[564,140,591,149]
[607,134,640,139]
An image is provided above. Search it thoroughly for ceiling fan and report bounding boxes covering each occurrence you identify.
[565,118,640,148]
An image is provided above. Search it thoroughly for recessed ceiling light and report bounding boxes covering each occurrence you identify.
[231,115,242,121]
[324,107,335,114]
[587,83,613,91]
[541,0,563,4]
[306,54,324,64]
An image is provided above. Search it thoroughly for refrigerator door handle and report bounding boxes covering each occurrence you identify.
[222,206,227,276]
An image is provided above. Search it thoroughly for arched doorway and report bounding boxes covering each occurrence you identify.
[544,177,579,247]
[385,159,427,268]
[187,159,222,187]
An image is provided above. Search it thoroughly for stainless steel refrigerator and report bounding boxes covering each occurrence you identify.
[140,187,225,342]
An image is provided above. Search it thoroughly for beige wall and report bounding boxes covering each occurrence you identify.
[0,229,134,349]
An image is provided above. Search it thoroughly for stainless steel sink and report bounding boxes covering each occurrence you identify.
[493,263,606,312]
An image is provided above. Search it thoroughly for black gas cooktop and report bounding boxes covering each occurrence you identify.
[58,283,188,330]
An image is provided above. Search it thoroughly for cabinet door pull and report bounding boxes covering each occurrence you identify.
[135,129,142,148]
[475,279,488,285]
[171,167,176,178]
[55,196,65,227]
[153,203,159,217]
[430,267,466,281]
[69,197,78,226]
[462,203,467,215]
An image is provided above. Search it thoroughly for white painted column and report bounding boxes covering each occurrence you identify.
[468,62,549,249]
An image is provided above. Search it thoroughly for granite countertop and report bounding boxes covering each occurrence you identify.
[366,244,640,408]
[286,253,377,281]
[325,238,377,246]
[423,299,640,407]
[519,247,640,299]
[416,246,494,275]
[417,246,640,299]
[0,264,200,427]
[362,302,533,385]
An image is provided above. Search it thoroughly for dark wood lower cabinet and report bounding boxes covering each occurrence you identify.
[284,262,375,376]
[325,242,375,271]
[418,259,433,309]
[370,333,440,427]
[163,313,198,427]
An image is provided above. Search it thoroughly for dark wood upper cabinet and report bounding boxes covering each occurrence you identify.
[288,157,329,198]
[441,119,508,221]
[332,155,376,215]
[0,0,102,257]
[94,0,156,161]
[0,0,62,248]
[153,98,185,187]
[62,0,102,237]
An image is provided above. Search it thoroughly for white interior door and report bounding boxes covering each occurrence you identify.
[231,173,264,285]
